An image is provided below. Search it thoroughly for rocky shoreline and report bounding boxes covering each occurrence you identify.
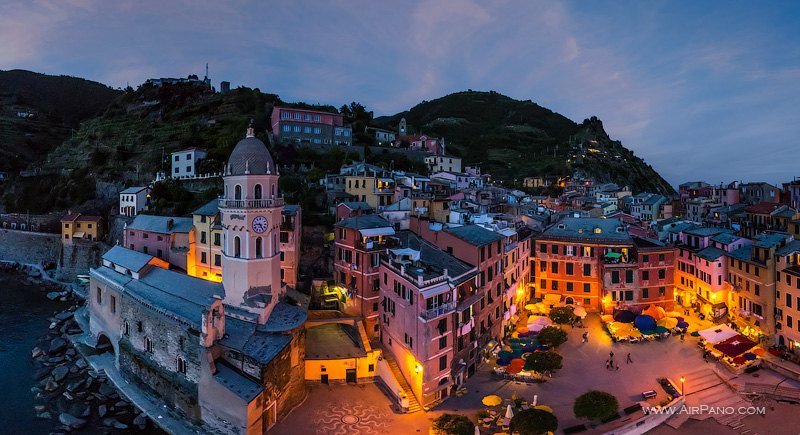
[1,262,155,434]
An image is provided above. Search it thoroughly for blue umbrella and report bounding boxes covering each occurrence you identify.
[614,310,636,323]
[690,331,700,337]
[677,321,690,328]
[634,314,657,332]
[744,353,757,360]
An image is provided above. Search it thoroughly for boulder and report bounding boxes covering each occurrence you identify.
[98,383,115,397]
[36,411,52,420]
[58,413,87,429]
[48,356,65,364]
[52,366,69,382]
[65,348,76,357]
[98,404,107,418]
[44,378,59,392]
[114,400,129,408]
[133,413,148,429]
[34,367,52,381]
[32,347,45,359]
[48,338,68,355]
[55,311,74,321]
[47,292,61,300]
[75,359,88,369]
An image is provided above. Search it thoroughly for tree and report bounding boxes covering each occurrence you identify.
[574,391,619,421]
[524,350,563,373]
[510,408,558,435]
[431,414,474,435]
[549,306,575,326]
[535,326,567,348]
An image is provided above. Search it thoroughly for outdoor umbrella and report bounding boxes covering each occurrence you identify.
[482,395,503,406]
[614,310,636,323]
[657,317,678,329]
[690,331,700,337]
[573,306,587,318]
[732,356,747,365]
[527,316,553,332]
[643,305,666,320]
[634,314,657,332]
[506,404,515,419]
[744,352,757,360]
[509,358,525,368]
[654,326,669,334]
[525,303,537,311]
[666,311,682,318]
[713,335,757,358]
[677,321,690,329]
[601,314,614,323]
[534,405,553,413]
[506,364,523,374]
[516,326,529,334]
[753,348,766,356]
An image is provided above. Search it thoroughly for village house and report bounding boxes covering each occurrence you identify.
[118,186,151,217]
[125,214,193,271]
[61,212,104,243]
[171,148,207,178]
[187,200,223,282]
[270,106,352,146]
[425,155,462,173]
[280,204,302,288]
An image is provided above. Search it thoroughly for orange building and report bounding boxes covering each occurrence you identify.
[61,212,104,244]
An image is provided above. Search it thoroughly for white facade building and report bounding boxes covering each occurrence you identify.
[119,186,150,217]
[171,148,207,178]
[425,155,462,173]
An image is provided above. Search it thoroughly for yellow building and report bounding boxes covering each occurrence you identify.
[187,200,223,282]
[61,212,104,244]
[344,175,396,210]
[303,318,380,383]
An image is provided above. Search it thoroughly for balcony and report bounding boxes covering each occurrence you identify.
[374,187,395,195]
[218,198,284,209]
[356,237,399,251]
[420,302,456,321]
[503,241,518,253]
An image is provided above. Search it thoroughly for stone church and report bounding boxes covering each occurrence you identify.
[88,127,307,434]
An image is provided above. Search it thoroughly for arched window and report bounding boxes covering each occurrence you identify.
[271,184,276,198]
[235,185,242,200]
[144,337,153,353]
[234,236,241,258]
[254,184,262,199]
[177,356,187,374]
[256,237,263,258]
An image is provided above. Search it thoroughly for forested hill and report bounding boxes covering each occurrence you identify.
[375,90,675,196]
[0,70,121,172]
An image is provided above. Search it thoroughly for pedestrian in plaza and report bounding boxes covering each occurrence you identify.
[703,351,708,363]
[615,363,620,371]
[626,353,632,364]
[610,351,614,359]
[681,333,685,342]
[606,360,611,370]
[582,332,589,343]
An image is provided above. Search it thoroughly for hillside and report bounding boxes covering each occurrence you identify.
[0,70,120,172]
[375,90,675,196]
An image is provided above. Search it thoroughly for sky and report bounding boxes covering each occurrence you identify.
[2,0,799,188]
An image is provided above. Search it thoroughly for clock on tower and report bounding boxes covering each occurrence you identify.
[252,216,268,233]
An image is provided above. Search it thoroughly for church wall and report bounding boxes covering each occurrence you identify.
[118,297,203,421]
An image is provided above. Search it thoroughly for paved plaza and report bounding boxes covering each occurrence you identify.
[276,312,800,434]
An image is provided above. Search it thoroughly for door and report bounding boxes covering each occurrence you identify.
[321,374,328,384]
[346,368,357,384]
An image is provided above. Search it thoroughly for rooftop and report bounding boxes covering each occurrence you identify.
[540,218,631,243]
[102,245,155,273]
[213,362,262,402]
[711,233,741,245]
[684,227,735,237]
[696,246,727,262]
[259,300,308,333]
[192,199,219,216]
[282,204,300,215]
[120,186,149,195]
[128,215,193,234]
[305,323,366,360]
[746,202,782,215]
[753,233,789,249]
[335,214,392,230]
[445,224,505,246]
[61,212,103,223]
[776,239,800,257]
[392,231,476,284]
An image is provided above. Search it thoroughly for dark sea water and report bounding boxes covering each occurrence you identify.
[0,271,64,433]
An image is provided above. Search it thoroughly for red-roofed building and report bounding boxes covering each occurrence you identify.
[742,202,798,238]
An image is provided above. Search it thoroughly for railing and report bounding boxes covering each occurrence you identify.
[356,238,399,251]
[375,187,395,194]
[218,198,284,209]
[420,302,456,321]
[503,241,518,253]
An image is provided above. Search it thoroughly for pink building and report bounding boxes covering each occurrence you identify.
[398,135,443,155]
[124,215,193,270]
[280,205,302,288]
[334,214,397,337]
[335,201,374,222]
[379,231,478,407]
[270,106,352,145]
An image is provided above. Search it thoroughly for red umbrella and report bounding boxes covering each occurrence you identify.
[506,364,523,374]
[509,358,525,367]
[732,356,747,365]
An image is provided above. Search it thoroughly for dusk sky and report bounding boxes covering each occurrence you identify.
[2,1,799,187]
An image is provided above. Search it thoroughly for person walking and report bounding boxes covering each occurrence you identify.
[615,363,620,371]
[610,351,614,360]
[626,353,632,364]
[582,332,589,343]
[606,360,611,370]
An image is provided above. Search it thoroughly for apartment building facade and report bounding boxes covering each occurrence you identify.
[270,107,352,146]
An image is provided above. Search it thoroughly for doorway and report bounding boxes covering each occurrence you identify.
[346,368,357,384]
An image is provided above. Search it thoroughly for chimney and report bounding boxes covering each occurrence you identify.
[167,218,174,230]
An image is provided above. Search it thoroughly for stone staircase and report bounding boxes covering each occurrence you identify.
[667,367,755,433]
[383,355,422,413]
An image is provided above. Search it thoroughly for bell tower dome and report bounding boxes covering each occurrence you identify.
[219,124,283,323]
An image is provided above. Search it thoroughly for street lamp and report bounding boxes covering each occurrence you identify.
[680,376,685,396]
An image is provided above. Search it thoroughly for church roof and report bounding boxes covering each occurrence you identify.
[227,133,275,176]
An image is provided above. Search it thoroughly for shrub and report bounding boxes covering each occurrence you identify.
[536,326,568,348]
[431,414,474,435]
[510,408,558,435]
[524,350,563,373]
[549,306,575,326]
[574,391,619,421]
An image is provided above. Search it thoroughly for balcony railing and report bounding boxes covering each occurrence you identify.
[218,198,284,209]
[356,238,399,251]
[504,241,518,253]
[420,302,456,321]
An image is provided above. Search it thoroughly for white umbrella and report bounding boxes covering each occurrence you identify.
[573,306,587,318]
[506,404,514,419]
[527,316,552,332]
[533,394,538,406]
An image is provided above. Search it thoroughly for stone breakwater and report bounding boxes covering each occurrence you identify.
[0,262,154,434]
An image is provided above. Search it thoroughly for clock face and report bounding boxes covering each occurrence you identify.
[252,216,268,233]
